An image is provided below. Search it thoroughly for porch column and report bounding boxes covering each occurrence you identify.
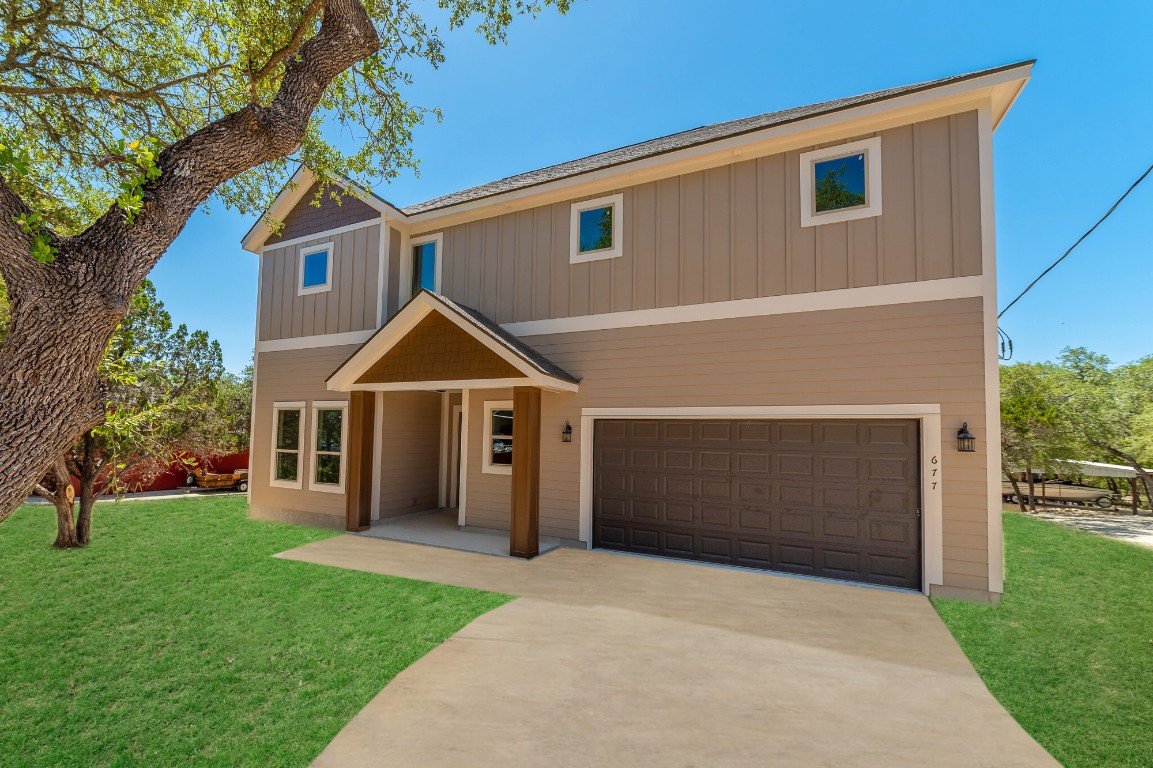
[345,391,375,532]
[510,386,541,559]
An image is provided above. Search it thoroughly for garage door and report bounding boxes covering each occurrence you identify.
[593,419,921,589]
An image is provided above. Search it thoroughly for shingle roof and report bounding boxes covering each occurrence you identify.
[434,293,580,384]
[401,61,1032,217]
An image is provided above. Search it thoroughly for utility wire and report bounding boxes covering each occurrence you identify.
[998,162,1153,318]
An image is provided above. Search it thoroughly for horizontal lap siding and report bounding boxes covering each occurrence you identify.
[430,111,983,327]
[377,392,441,518]
[250,346,361,526]
[525,297,990,589]
[465,388,514,532]
[259,224,381,342]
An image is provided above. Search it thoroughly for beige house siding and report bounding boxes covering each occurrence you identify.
[377,391,442,519]
[422,111,982,326]
[509,297,990,591]
[250,345,360,528]
[465,388,515,532]
[258,224,381,341]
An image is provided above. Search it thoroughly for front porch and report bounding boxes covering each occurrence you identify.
[326,291,581,560]
[358,508,562,557]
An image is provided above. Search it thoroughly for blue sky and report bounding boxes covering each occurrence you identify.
[152,0,1153,373]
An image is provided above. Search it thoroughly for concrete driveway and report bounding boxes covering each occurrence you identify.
[277,536,1057,768]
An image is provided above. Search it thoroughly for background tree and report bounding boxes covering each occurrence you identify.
[0,0,571,521]
[38,280,233,547]
[1000,362,1066,511]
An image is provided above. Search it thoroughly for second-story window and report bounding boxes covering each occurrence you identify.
[570,193,624,264]
[298,243,334,296]
[799,137,882,227]
[410,233,442,296]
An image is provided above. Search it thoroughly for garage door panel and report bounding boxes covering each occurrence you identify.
[593,419,922,590]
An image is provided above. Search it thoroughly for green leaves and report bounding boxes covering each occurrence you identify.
[110,139,163,225]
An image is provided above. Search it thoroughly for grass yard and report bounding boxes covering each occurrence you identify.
[0,496,512,767]
[934,512,1153,768]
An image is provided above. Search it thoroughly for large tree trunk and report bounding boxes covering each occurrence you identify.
[33,460,80,548]
[0,0,379,521]
[76,430,101,545]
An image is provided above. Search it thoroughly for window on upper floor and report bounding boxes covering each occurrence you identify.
[483,401,513,475]
[799,137,882,227]
[570,193,624,264]
[410,233,442,296]
[298,243,334,295]
[271,403,304,489]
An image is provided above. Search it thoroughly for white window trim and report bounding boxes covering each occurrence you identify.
[569,193,624,264]
[482,400,513,476]
[403,232,444,301]
[298,242,335,296]
[308,400,349,494]
[799,137,882,227]
[270,401,306,490]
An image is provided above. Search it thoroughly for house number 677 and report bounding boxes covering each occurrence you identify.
[930,455,939,490]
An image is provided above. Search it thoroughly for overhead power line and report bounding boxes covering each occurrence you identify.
[998,162,1153,319]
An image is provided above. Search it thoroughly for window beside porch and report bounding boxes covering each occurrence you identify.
[310,402,348,493]
[271,403,304,489]
[484,401,513,475]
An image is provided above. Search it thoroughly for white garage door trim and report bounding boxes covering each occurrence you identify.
[579,404,944,594]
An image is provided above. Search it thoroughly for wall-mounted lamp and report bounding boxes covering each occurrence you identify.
[956,422,975,453]
[562,421,573,443]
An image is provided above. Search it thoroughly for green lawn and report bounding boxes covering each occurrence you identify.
[0,496,512,767]
[934,512,1153,768]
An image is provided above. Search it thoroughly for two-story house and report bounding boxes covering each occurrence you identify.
[241,61,1032,603]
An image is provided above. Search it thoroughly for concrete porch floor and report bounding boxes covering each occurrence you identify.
[358,508,561,557]
[278,536,1058,768]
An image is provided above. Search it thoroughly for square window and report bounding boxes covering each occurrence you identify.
[813,153,867,213]
[298,244,334,295]
[578,206,614,253]
[799,137,882,227]
[570,193,623,263]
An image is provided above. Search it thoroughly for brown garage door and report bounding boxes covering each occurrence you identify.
[593,419,921,589]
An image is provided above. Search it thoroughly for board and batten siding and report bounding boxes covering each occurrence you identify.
[422,111,982,326]
[511,297,991,592]
[258,223,381,342]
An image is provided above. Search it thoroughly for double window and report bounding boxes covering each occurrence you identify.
[570,193,623,263]
[269,401,348,492]
[799,137,882,227]
[298,243,334,295]
[409,233,442,296]
[483,401,514,475]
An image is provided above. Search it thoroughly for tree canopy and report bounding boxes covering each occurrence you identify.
[0,0,571,241]
[0,0,571,520]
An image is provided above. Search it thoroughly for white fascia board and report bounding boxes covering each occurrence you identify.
[402,64,1033,229]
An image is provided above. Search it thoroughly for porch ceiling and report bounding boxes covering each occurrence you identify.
[326,291,580,393]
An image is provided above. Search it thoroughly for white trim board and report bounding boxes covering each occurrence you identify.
[256,329,374,353]
[261,219,380,253]
[977,101,1004,595]
[505,275,982,337]
[577,404,945,595]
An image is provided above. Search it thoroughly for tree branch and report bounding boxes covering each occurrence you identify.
[0,65,230,100]
[247,0,327,97]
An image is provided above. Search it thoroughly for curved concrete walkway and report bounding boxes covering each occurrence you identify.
[277,536,1057,768]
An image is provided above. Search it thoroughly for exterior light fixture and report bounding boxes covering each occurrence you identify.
[956,422,975,453]
[562,421,573,443]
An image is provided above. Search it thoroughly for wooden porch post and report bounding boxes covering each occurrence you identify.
[510,386,541,559]
[346,391,375,532]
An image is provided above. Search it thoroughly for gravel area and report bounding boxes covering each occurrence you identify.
[1022,508,1153,549]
